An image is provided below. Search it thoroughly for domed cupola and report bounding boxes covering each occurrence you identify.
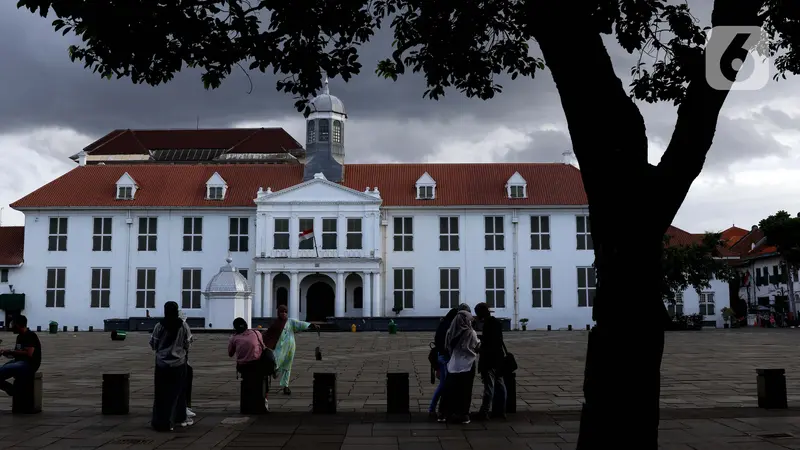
[304,78,347,182]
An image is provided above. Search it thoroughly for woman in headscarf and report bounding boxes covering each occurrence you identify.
[228,317,270,411]
[437,310,479,424]
[428,308,459,418]
[261,304,318,395]
[149,301,193,431]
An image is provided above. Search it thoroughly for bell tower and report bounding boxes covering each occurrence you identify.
[304,78,347,182]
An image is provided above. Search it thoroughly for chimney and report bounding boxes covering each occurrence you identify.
[77,151,87,166]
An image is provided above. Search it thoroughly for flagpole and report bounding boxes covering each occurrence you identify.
[313,235,320,258]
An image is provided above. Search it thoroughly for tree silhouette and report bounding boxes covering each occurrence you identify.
[16,0,800,446]
[662,232,735,302]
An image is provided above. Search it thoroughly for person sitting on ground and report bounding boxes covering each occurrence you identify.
[438,310,479,424]
[0,315,42,397]
[228,317,270,412]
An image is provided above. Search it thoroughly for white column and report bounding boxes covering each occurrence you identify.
[264,271,273,318]
[253,271,263,317]
[335,270,346,317]
[289,271,300,319]
[372,271,382,317]
[362,271,372,317]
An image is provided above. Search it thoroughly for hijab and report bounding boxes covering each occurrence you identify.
[262,304,289,350]
[445,310,477,354]
[233,317,248,334]
[158,301,183,346]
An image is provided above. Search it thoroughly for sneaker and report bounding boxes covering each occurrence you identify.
[186,408,196,418]
[180,419,194,427]
[460,416,471,424]
[264,399,270,412]
[437,414,447,423]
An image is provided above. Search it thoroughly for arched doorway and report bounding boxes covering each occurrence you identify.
[276,287,288,309]
[306,282,335,322]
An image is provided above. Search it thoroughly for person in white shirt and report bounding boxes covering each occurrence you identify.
[437,310,479,424]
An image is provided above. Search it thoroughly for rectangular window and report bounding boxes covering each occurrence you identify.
[92,217,112,252]
[418,186,434,199]
[138,217,158,251]
[576,215,593,250]
[183,217,203,252]
[484,216,505,251]
[393,268,414,309]
[182,269,202,309]
[239,269,248,280]
[532,267,552,308]
[346,218,363,250]
[298,218,314,250]
[699,292,715,316]
[48,217,68,251]
[208,186,224,200]
[229,217,249,252]
[0,269,8,283]
[322,218,337,250]
[667,291,684,317]
[136,268,156,309]
[439,268,460,309]
[393,217,413,251]
[90,268,111,308]
[439,217,459,251]
[485,268,506,308]
[510,185,525,198]
[117,186,133,200]
[45,268,66,308]
[274,218,290,250]
[530,216,551,250]
[577,266,596,307]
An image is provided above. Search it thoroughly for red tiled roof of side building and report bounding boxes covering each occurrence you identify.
[82,128,304,157]
[720,226,749,247]
[0,226,24,266]
[667,226,739,257]
[10,163,588,209]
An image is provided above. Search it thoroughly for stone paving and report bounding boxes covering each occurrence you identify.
[1,328,800,448]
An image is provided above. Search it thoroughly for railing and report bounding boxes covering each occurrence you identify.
[267,249,367,258]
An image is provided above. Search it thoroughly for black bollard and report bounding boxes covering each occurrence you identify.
[74,326,78,332]
[36,326,41,332]
[313,373,337,414]
[102,373,130,415]
[239,375,267,414]
[12,372,42,414]
[505,372,516,414]
[586,324,591,331]
[757,369,788,409]
[387,372,409,414]
[568,325,572,331]
[89,326,93,332]
[547,325,551,331]
[62,326,67,332]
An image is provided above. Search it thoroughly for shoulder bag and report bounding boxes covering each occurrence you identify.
[501,342,518,375]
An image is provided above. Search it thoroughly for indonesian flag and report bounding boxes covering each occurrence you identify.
[742,270,750,287]
[299,228,314,241]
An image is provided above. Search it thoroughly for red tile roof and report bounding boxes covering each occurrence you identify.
[728,227,779,261]
[10,163,587,209]
[0,227,24,266]
[720,226,749,247]
[666,225,739,258]
[79,128,304,157]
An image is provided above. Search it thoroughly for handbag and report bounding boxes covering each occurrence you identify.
[255,330,277,376]
[501,342,518,374]
[428,342,439,367]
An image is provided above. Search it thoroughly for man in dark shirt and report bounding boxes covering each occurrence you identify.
[474,303,507,420]
[0,315,41,396]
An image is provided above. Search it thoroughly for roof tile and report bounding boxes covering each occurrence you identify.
[0,227,24,266]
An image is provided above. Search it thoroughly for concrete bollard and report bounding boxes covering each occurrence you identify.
[313,373,337,414]
[505,372,516,414]
[387,372,409,414]
[12,372,42,414]
[757,369,788,409]
[102,373,130,415]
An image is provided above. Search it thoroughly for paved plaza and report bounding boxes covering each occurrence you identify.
[1,328,800,448]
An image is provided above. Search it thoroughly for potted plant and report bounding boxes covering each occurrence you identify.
[520,318,529,331]
[721,307,735,328]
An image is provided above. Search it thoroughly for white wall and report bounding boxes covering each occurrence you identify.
[0,267,19,295]
[676,278,731,328]
[737,256,800,308]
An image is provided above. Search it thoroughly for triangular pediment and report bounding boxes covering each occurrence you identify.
[257,177,381,204]
[116,172,137,186]
[416,172,436,186]
[506,171,526,185]
[206,172,227,186]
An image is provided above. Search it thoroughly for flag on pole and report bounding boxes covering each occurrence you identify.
[299,228,314,241]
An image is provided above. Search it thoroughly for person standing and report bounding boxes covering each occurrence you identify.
[179,310,196,419]
[428,303,472,418]
[261,304,318,395]
[0,315,41,398]
[438,310,479,424]
[228,317,270,412]
[150,301,193,431]
[473,302,507,421]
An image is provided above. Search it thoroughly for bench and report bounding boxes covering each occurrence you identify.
[12,372,42,414]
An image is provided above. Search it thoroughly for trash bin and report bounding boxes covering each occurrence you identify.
[388,320,398,335]
[111,330,127,341]
[48,321,58,334]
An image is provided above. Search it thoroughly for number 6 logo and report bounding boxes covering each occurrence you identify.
[705,26,771,91]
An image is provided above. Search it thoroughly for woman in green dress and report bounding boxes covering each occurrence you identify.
[261,304,318,395]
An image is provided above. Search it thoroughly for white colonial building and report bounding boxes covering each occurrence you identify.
[0,85,732,330]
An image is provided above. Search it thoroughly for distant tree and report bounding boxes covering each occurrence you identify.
[16,0,800,447]
[662,232,735,302]
[759,211,800,268]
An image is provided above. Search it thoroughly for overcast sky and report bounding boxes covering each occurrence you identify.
[1,1,798,233]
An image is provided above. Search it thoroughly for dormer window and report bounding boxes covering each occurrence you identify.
[415,172,436,200]
[505,171,527,199]
[115,172,138,200]
[205,172,228,201]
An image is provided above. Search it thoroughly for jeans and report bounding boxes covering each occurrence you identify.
[151,364,188,430]
[428,354,449,412]
[0,361,33,396]
[479,368,507,415]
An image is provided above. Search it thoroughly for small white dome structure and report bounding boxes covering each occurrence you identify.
[203,256,253,329]
[309,78,346,115]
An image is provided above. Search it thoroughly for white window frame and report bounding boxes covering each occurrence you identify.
[530,215,551,250]
[273,218,290,250]
[229,217,249,252]
[393,217,413,251]
[116,185,134,200]
[90,268,111,308]
[332,120,343,144]
[439,216,459,251]
[508,184,526,199]
[439,268,460,309]
[666,291,684,316]
[484,216,505,251]
[532,267,552,308]
[182,268,203,310]
[92,217,112,252]
[321,218,337,250]
[136,268,156,309]
[577,266,596,307]
[576,215,593,250]
[46,267,66,308]
[699,292,715,316]
[138,217,158,251]
[346,218,363,250]
[485,267,506,308]
[393,268,414,309]
[0,268,8,283]
[48,217,68,252]
[183,217,203,252]
[206,185,225,200]
[416,185,435,200]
